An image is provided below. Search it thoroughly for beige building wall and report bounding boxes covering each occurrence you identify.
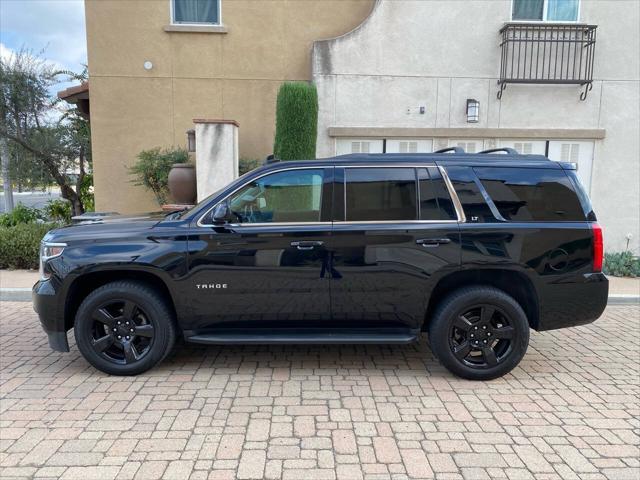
[85,0,374,213]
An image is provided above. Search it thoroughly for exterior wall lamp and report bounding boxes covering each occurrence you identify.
[186,129,196,152]
[466,99,480,123]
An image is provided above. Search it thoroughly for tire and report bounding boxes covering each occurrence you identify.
[74,281,177,375]
[428,286,529,380]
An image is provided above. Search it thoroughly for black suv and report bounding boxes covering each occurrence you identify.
[33,149,608,380]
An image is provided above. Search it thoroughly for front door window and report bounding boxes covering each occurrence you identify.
[228,169,324,224]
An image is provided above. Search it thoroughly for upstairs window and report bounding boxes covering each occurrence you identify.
[512,0,579,22]
[172,0,220,24]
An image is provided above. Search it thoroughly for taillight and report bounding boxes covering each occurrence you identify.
[592,223,603,272]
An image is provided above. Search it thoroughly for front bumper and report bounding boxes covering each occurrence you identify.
[33,279,69,352]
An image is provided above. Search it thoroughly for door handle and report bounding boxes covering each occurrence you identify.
[290,241,324,250]
[416,238,451,247]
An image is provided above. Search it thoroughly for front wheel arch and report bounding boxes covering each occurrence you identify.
[64,269,179,333]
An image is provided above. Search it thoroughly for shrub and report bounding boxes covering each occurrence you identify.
[0,223,55,269]
[603,251,640,277]
[80,173,95,212]
[273,82,318,161]
[129,147,189,205]
[0,203,43,227]
[43,199,72,223]
[239,158,261,176]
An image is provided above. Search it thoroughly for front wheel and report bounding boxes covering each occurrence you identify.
[74,281,176,375]
[428,286,530,380]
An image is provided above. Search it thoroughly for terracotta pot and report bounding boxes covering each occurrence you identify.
[168,163,197,204]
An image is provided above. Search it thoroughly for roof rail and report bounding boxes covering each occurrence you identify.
[479,147,519,155]
[434,147,465,154]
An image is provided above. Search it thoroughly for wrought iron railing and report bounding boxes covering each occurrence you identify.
[498,23,597,100]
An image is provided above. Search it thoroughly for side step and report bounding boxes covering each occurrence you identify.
[184,329,419,345]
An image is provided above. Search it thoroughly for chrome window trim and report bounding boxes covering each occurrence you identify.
[333,220,459,225]
[220,222,333,228]
[197,163,467,227]
[438,166,467,223]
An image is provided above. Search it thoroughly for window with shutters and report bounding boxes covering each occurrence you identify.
[399,141,418,153]
[451,140,481,153]
[336,139,384,156]
[385,139,432,154]
[499,140,546,155]
[547,140,594,191]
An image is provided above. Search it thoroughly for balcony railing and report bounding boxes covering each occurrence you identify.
[498,23,597,100]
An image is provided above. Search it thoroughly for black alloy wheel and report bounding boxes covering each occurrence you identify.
[89,300,155,365]
[449,304,515,369]
[75,281,176,375]
[428,286,529,380]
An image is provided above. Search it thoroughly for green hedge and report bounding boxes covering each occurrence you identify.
[603,251,640,278]
[273,82,318,161]
[0,223,56,269]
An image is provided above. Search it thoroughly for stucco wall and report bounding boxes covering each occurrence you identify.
[312,0,640,252]
[85,0,374,213]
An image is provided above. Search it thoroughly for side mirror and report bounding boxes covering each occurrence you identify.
[211,202,232,224]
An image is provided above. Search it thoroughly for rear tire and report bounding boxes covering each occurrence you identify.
[74,281,176,375]
[428,286,529,380]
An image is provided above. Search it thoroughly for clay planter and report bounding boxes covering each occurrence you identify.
[168,163,197,204]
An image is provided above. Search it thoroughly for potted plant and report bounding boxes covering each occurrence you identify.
[129,147,196,205]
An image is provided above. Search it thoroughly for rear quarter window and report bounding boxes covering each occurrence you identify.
[474,167,587,221]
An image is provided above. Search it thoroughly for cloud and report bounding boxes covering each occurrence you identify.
[0,42,15,61]
[0,0,87,72]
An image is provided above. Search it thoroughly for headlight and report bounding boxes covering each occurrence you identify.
[39,242,66,280]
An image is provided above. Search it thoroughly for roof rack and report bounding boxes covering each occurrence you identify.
[434,147,465,154]
[479,147,519,155]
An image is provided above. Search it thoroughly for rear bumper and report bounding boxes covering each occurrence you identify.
[32,280,69,352]
[537,272,609,331]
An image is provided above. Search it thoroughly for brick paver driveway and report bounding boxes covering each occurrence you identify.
[1,302,638,480]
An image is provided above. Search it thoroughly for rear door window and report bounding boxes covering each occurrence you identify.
[345,168,417,221]
[418,168,457,221]
[474,167,586,221]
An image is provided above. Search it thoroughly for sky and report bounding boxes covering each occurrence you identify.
[0,0,87,78]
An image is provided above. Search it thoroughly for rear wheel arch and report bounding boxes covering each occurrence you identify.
[424,269,540,331]
[64,269,178,332]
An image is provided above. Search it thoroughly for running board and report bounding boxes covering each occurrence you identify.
[184,329,419,345]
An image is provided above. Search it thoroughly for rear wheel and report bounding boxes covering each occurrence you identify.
[74,281,176,375]
[428,286,529,380]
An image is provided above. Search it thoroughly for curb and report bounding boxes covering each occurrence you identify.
[608,295,640,305]
[0,288,32,302]
[1,288,638,305]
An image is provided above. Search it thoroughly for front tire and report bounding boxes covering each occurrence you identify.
[428,286,529,380]
[74,281,176,375]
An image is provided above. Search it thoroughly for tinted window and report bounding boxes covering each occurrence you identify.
[228,169,324,223]
[345,168,417,221]
[475,167,586,221]
[419,167,457,221]
[446,166,497,223]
